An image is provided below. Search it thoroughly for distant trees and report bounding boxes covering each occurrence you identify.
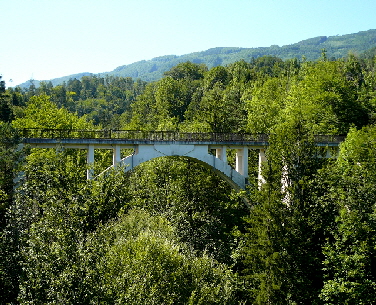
[12,94,93,130]
[12,75,147,129]
[0,76,13,122]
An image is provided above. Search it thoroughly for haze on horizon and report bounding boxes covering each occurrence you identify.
[2,0,376,86]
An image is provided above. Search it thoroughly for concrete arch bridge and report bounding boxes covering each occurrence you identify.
[21,129,345,191]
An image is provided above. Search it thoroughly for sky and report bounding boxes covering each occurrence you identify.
[2,0,376,86]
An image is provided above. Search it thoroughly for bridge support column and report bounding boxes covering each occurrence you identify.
[113,145,121,167]
[258,149,267,187]
[87,144,95,179]
[236,147,248,177]
[215,146,227,163]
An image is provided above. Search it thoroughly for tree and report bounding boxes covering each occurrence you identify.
[66,78,82,101]
[320,127,376,304]
[251,56,284,77]
[240,119,332,304]
[0,76,13,122]
[125,82,159,130]
[281,60,368,134]
[203,66,230,90]
[13,152,131,303]
[164,61,207,81]
[126,156,249,265]
[0,123,23,303]
[87,209,237,304]
[11,150,240,303]
[185,81,246,133]
[227,60,253,84]
[154,76,189,126]
[245,77,288,134]
[12,94,93,129]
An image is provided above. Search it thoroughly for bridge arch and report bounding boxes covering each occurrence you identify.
[120,144,249,191]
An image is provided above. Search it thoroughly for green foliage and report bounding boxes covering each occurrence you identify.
[244,59,371,136]
[187,84,236,132]
[239,121,332,304]
[88,209,237,304]
[13,154,131,303]
[203,66,230,90]
[281,60,369,134]
[164,61,208,81]
[125,82,159,130]
[246,77,288,133]
[0,123,23,303]
[14,75,147,129]
[154,76,189,125]
[5,45,376,303]
[12,94,94,129]
[320,127,376,304]
[126,157,249,265]
[10,151,240,303]
[0,76,13,122]
[0,123,21,225]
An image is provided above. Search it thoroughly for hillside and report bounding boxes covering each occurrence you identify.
[4,39,376,303]
[18,29,376,87]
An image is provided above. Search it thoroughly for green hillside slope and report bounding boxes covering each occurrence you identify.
[19,29,376,87]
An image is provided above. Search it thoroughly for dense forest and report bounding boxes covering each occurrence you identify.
[2,49,376,304]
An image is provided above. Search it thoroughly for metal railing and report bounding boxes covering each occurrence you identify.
[20,128,270,143]
[20,128,345,144]
[313,134,346,144]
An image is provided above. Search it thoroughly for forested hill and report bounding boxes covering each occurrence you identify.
[19,29,376,87]
[4,36,376,303]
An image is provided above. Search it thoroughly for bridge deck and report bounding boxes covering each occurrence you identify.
[20,128,345,147]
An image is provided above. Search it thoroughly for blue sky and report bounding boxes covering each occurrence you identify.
[2,0,376,86]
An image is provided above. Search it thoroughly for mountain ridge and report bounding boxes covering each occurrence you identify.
[18,29,376,88]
